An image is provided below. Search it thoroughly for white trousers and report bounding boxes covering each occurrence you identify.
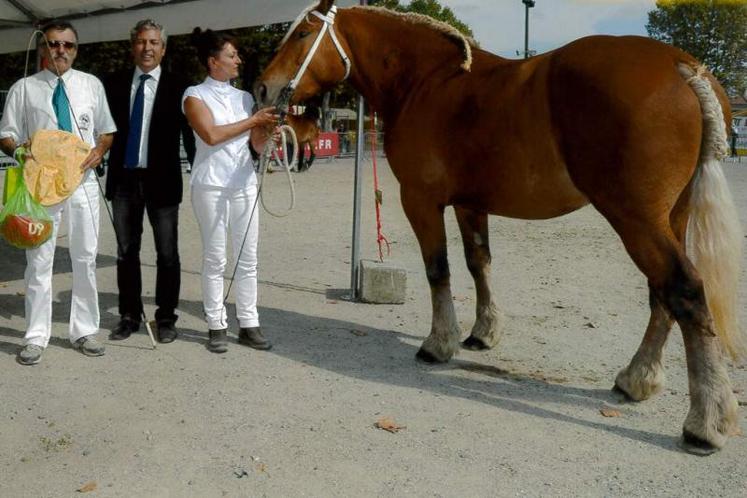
[25,174,100,347]
[191,184,259,330]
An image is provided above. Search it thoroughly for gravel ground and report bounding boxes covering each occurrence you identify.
[0,156,746,497]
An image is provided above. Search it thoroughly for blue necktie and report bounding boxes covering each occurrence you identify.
[52,78,72,132]
[124,73,151,168]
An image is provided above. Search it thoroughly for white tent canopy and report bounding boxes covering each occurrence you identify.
[0,0,356,54]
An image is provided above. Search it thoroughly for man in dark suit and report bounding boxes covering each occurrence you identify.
[104,19,195,343]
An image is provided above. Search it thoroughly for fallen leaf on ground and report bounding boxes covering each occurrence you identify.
[77,482,97,493]
[375,417,405,433]
[599,407,622,418]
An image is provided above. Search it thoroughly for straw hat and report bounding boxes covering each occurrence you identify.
[23,129,91,206]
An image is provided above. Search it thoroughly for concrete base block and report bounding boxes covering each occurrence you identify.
[359,259,407,304]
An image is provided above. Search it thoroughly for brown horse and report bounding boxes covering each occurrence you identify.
[285,106,321,172]
[256,0,744,453]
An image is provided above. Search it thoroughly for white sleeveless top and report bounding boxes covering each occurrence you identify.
[182,76,256,189]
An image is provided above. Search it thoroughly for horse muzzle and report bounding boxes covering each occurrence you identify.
[254,80,292,112]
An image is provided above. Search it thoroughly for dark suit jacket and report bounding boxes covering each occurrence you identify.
[104,68,195,207]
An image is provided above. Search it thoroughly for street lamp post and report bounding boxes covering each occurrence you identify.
[522,0,535,59]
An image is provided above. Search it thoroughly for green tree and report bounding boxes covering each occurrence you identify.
[647,0,747,95]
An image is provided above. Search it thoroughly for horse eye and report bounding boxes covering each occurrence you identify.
[298,31,310,39]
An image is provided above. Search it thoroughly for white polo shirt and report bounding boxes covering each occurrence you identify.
[182,76,256,189]
[129,65,161,169]
[0,68,116,149]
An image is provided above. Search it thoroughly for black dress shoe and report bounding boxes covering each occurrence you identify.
[157,321,178,344]
[110,318,140,340]
[207,329,228,353]
[238,327,272,350]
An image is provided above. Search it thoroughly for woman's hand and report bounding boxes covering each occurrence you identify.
[250,106,280,128]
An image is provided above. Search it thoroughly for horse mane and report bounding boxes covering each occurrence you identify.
[352,6,474,72]
[280,3,474,72]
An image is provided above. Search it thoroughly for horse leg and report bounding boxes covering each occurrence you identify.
[296,142,305,172]
[453,206,504,350]
[307,142,316,170]
[614,290,672,400]
[401,191,461,363]
[614,205,689,400]
[610,220,737,453]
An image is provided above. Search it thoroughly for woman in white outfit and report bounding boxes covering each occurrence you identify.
[182,28,278,353]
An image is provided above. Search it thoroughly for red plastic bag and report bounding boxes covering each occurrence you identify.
[0,166,53,249]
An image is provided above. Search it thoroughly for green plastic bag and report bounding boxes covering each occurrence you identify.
[0,148,54,249]
[2,166,22,204]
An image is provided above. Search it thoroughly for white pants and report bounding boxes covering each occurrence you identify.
[25,174,100,347]
[191,184,259,330]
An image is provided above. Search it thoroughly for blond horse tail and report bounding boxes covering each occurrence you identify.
[680,63,745,360]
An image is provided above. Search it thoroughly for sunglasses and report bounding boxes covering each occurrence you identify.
[46,40,77,50]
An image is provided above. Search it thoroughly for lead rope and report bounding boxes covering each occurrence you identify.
[258,123,297,217]
[22,31,157,348]
[222,122,297,302]
[369,113,389,261]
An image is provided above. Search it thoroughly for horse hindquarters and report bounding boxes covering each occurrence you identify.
[609,66,741,454]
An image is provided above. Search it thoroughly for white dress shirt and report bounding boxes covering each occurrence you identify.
[0,68,116,149]
[182,77,256,189]
[0,67,115,346]
[129,65,161,168]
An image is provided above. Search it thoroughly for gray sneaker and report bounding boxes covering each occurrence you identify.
[17,344,44,365]
[73,336,105,357]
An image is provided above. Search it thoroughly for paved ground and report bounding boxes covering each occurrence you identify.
[0,157,746,497]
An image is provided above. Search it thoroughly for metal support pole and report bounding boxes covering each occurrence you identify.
[524,3,529,59]
[522,0,535,59]
[350,94,365,298]
[349,0,368,299]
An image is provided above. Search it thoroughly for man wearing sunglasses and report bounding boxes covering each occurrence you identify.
[0,20,116,366]
[103,20,195,344]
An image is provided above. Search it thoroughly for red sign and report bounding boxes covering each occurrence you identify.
[276,132,340,159]
[315,132,339,157]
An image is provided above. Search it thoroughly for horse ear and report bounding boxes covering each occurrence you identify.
[316,0,336,14]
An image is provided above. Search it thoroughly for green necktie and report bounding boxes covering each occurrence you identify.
[52,78,72,132]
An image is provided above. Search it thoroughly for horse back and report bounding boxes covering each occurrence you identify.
[384,35,719,219]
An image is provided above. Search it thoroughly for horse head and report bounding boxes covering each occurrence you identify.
[255,0,350,111]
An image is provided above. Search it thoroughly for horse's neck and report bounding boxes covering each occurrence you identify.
[337,9,467,119]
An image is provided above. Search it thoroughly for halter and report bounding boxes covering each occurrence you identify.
[275,6,351,112]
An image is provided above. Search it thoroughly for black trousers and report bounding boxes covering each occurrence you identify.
[112,172,180,324]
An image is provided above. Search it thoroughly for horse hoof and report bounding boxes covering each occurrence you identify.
[415,348,443,364]
[461,336,489,351]
[679,430,720,456]
[611,384,636,402]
